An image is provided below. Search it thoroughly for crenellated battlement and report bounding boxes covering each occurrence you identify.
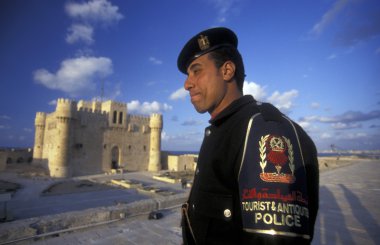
[35,112,46,126]
[128,115,150,123]
[103,100,126,108]
[57,98,74,105]
[149,113,163,128]
[56,98,77,119]
[36,112,46,117]
[77,107,108,115]
[150,113,162,118]
[101,100,127,112]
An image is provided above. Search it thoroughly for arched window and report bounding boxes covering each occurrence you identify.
[113,111,117,124]
[119,112,123,124]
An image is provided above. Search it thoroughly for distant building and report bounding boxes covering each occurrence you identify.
[0,148,33,171]
[166,154,198,172]
[33,98,163,178]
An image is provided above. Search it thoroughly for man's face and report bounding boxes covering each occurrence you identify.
[184,54,227,116]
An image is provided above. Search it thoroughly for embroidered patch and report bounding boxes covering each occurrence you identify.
[259,134,295,184]
[238,113,310,239]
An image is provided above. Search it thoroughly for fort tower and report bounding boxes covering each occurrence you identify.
[33,112,46,161]
[148,114,163,172]
[50,99,77,178]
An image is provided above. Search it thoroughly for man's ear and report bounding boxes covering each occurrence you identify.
[222,61,236,81]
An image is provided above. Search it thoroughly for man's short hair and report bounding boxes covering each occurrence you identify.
[208,47,245,92]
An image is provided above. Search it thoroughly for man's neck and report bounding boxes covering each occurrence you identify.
[210,90,243,119]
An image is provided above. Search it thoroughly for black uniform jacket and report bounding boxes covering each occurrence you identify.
[182,95,319,245]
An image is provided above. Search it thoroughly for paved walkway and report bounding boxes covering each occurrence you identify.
[7,159,380,245]
[1,171,185,220]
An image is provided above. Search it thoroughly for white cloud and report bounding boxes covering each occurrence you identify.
[33,56,113,97]
[65,0,123,25]
[321,132,332,139]
[298,121,311,130]
[327,54,337,60]
[66,24,94,45]
[23,128,33,133]
[146,81,157,86]
[267,89,299,113]
[74,47,95,57]
[0,115,11,120]
[127,100,172,115]
[161,130,204,151]
[48,100,57,106]
[161,131,170,141]
[309,0,349,36]
[331,122,361,130]
[208,0,243,24]
[243,81,298,113]
[181,119,203,126]
[170,88,187,100]
[301,110,380,124]
[149,57,163,65]
[346,132,367,139]
[311,102,320,109]
[243,81,267,101]
[111,82,122,99]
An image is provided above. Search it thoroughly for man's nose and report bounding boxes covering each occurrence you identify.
[184,76,193,91]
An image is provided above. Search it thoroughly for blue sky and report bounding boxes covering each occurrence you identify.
[0,0,379,152]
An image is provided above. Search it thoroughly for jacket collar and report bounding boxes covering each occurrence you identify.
[209,95,256,126]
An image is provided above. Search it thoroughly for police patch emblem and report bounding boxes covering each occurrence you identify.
[238,113,310,239]
[259,134,295,184]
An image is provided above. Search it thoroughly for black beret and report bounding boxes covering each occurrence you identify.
[177,27,238,74]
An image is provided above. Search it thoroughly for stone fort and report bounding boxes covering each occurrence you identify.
[33,98,163,178]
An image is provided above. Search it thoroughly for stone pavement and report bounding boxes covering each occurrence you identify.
[0,171,186,220]
[4,159,380,245]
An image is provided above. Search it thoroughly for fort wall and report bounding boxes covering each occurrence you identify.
[32,98,163,178]
[0,148,33,171]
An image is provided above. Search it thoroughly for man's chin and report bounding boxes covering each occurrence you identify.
[193,105,207,114]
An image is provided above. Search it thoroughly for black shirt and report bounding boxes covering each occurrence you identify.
[184,95,319,245]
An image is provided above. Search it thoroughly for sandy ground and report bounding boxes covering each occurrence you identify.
[0,156,371,198]
[0,164,119,196]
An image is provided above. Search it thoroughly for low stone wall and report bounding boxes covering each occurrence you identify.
[152,175,178,184]
[318,156,358,172]
[0,192,188,244]
[0,149,33,170]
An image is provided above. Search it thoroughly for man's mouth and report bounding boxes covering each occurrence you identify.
[190,92,201,102]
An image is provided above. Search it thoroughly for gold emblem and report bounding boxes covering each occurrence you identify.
[198,35,210,50]
[258,134,295,184]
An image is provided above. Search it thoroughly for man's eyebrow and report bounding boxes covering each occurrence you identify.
[188,63,202,72]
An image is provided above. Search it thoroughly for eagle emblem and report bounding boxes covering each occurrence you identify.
[198,35,210,50]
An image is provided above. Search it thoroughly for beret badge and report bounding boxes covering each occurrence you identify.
[197,35,210,50]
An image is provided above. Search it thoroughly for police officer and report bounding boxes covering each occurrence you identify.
[177,27,319,245]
